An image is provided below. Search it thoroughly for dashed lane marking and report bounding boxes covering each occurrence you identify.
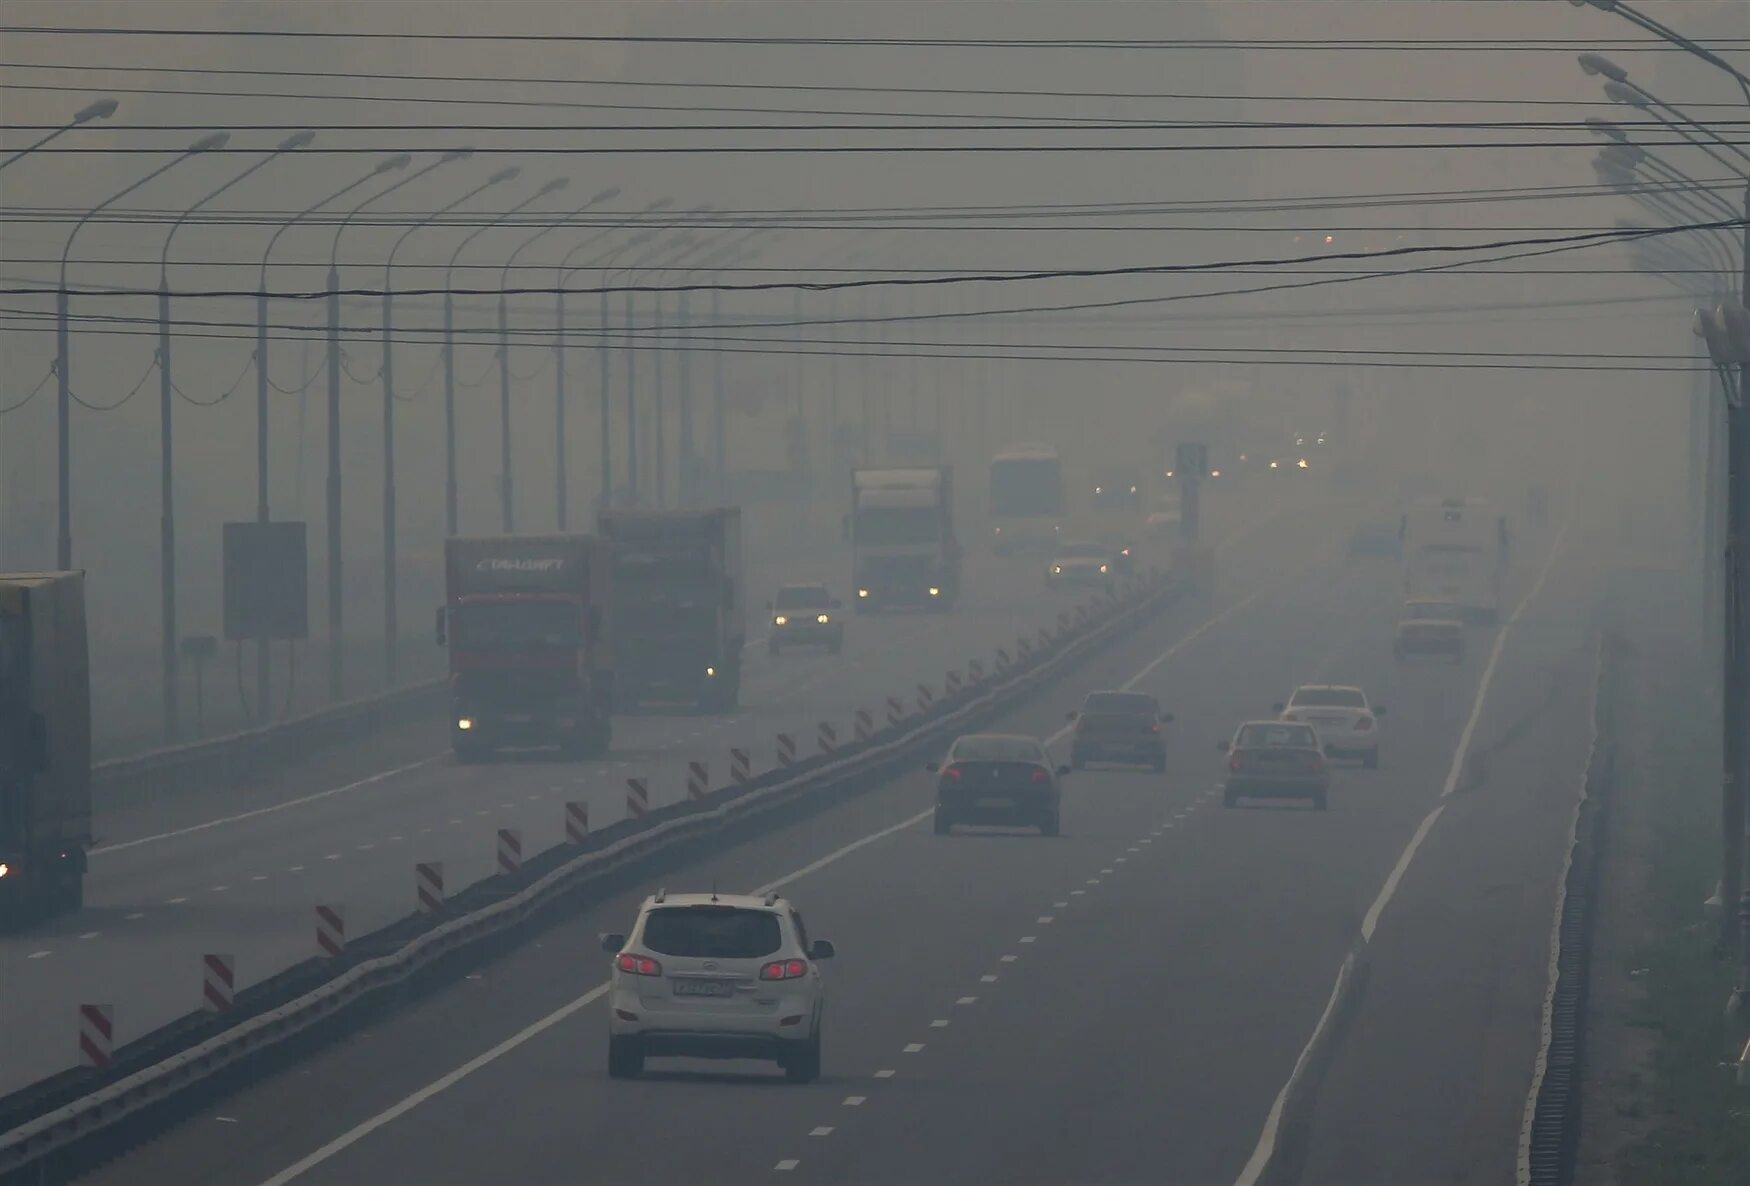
[930,1019,950,1028]
[903,1043,925,1053]
[167,896,188,904]
[810,1127,834,1137]
[957,996,977,1005]
[776,1159,800,1172]
[27,950,51,960]
[123,912,144,921]
[874,1069,895,1079]
[210,885,229,893]
[1037,916,1055,924]
[981,974,999,983]
[1019,936,1037,944]
[78,931,99,940]
[843,1096,866,1106]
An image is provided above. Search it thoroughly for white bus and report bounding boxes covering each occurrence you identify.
[1400,498,1509,623]
[988,444,1067,554]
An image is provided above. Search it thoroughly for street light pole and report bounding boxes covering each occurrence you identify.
[441,167,523,534]
[487,177,576,532]
[493,183,621,531]
[253,151,408,718]
[158,130,312,741]
[1570,7,1750,1024]
[325,153,448,703]
[55,130,226,572]
[557,197,671,524]
[376,151,480,687]
[0,96,116,172]
[443,176,567,536]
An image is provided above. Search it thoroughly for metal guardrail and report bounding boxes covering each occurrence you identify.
[1,569,1181,1179]
[1518,636,1616,1186]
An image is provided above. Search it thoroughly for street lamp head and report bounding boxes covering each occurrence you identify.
[374,152,413,174]
[1583,117,1629,144]
[1603,79,1651,109]
[277,130,317,152]
[1578,53,1628,82]
[591,186,622,204]
[538,176,571,196]
[488,166,522,184]
[188,131,230,153]
[73,98,118,123]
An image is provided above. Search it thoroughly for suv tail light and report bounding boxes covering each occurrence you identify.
[1149,722,1161,733]
[760,959,810,981]
[942,764,963,781]
[1228,754,1244,772]
[1031,766,1050,783]
[616,952,662,977]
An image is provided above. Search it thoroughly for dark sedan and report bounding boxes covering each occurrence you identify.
[1068,690,1173,771]
[1219,720,1330,810]
[929,733,1068,836]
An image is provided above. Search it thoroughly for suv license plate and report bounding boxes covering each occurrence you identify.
[672,979,734,998]
[976,797,1012,808]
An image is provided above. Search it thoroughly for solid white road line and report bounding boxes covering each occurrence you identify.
[90,754,446,856]
[1231,512,1572,1186]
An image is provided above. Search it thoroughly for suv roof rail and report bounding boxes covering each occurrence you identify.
[653,887,667,903]
[764,890,780,907]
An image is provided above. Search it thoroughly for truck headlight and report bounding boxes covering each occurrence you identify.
[928,587,941,597]
[1099,564,1109,574]
[1052,566,1063,575]
[773,614,788,626]
[857,588,870,599]
[0,862,10,879]
[456,718,473,731]
[706,666,717,678]
[817,613,830,624]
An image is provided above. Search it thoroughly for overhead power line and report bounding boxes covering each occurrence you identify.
[4,218,1736,302]
[5,59,1743,110]
[5,26,1742,49]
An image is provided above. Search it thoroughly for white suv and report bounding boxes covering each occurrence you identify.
[1276,684,1385,768]
[602,891,835,1083]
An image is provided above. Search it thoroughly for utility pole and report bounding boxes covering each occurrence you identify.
[1729,182,1750,1015]
[556,288,569,529]
[712,287,727,500]
[325,262,343,702]
[625,288,639,504]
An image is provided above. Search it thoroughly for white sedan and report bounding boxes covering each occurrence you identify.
[1275,684,1385,768]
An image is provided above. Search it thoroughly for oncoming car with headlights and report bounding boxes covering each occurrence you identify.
[767,584,844,655]
[1046,541,1119,591]
[602,891,836,1082]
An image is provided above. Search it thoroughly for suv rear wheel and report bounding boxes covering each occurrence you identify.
[783,1028,822,1083]
[607,1035,644,1079]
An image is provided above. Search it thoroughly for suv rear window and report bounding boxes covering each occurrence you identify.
[1289,688,1365,708]
[640,906,783,958]
[1082,692,1157,715]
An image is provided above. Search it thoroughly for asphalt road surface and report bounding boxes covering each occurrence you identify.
[69,481,1603,1186]
[0,506,1223,1094]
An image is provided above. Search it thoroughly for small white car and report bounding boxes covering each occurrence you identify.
[1276,684,1385,768]
[602,891,835,1083]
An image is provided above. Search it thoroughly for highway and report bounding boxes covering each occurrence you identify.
[0,506,1200,1095]
[77,481,1610,1186]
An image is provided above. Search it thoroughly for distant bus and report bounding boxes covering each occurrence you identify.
[1400,498,1508,623]
[989,444,1066,554]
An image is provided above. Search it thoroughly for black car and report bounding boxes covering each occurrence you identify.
[1067,690,1173,771]
[929,733,1068,836]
